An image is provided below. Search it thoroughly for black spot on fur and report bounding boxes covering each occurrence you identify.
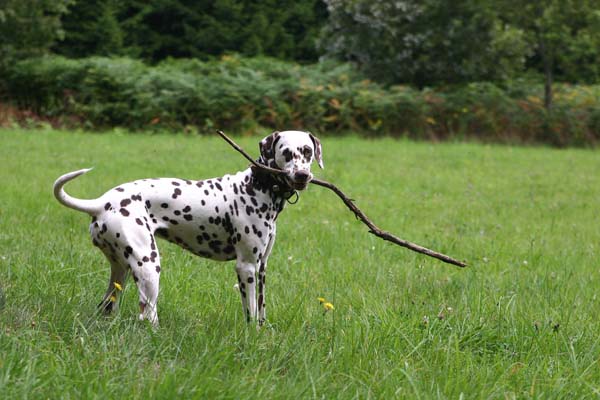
[282,148,292,162]
[246,184,256,196]
[209,240,222,253]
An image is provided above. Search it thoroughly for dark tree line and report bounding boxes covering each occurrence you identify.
[53,0,327,62]
[2,0,600,100]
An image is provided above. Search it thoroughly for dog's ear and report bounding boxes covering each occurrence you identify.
[259,131,280,161]
[308,132,324,169]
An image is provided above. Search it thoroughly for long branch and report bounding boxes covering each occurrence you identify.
[216,130,467,268]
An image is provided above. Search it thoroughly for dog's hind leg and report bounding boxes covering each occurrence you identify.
[135,268,160,327]
[127,234,162,327]
[98,260,128,315]
[91,223,129,315]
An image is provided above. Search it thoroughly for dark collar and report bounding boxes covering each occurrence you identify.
[251,158,297,201]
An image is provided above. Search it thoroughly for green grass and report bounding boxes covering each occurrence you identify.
[1,128,600,398]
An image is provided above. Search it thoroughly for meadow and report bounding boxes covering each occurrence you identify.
[1,128,600,398]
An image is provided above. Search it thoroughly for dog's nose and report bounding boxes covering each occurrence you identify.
[294,170,311,182]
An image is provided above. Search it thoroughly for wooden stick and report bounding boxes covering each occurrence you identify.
[216,130,467,268]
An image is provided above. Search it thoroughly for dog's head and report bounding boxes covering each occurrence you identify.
[259,130,323,190]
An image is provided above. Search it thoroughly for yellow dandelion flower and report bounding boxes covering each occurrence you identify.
[110,295,117,302]
[317,297,326,304]
[114,282,123,291]
[323,302,335,311]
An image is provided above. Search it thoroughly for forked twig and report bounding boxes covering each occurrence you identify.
[216,130,467,268]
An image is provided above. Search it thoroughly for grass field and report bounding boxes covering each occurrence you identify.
[1,128,600,398]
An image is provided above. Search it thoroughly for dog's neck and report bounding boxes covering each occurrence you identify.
[248,157,297,212]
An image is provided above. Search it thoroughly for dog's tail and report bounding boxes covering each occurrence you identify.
[53,168,102,215]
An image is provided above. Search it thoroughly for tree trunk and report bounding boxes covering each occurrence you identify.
[540,38,553,110]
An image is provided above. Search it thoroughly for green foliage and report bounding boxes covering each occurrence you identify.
[54,0,125,57]
[320,0,526,86]
[0,0,73,70]
[53,0,327,62]
[499,0,600,84]
[321,0,600,88]
[492,0,600,110]
[4,55,599,146]
[3,130,600,397]
[5,0,600,88]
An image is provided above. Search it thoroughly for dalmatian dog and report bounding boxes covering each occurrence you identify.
[53,130,323,326]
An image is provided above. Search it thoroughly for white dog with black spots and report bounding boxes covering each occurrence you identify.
[53,130,323,326]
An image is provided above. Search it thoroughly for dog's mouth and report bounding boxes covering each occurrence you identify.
[291,181,309,190]
[286,170,312,191]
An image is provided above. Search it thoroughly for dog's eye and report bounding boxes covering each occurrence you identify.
[302,146,312,159]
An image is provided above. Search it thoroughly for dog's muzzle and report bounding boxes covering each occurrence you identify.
[288,170,312,190]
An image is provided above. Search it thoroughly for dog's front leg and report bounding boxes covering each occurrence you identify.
[235,260,257,322]
[257,231,276,326]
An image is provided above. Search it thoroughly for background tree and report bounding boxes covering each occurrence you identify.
[54,0,328,62]
[498,0,600,109]
[320,0,529,87]
[56,0,124,57]
[0,0,73,68]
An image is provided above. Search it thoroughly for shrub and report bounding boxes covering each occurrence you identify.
[2,55,599,146]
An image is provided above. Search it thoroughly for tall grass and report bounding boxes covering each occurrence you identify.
[1,128,600,398]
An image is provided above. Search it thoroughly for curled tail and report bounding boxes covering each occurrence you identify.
[53,168,103,215]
